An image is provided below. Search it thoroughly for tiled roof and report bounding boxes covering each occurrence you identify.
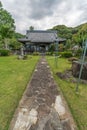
[26,30,58,43]
[18,30,66,44]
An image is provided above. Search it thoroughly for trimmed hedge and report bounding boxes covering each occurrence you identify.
[46,52,54,55]
[61,51,73,58]
[33,52,40,55]
[0,50,10,56]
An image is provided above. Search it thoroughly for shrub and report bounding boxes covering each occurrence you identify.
[0,49,10,56]
[54,52,62,56]
[33,52,40,55]
[61,51,73,58]
[46,52,50,55]
[46,52,54,55]
[46,52,62,56]
[75,48,83,57]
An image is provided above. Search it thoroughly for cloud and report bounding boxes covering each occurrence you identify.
[1,0,87,34]
[28,0,61,20]
[78,1,87,23]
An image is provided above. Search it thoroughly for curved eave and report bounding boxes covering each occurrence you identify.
[18,38,30,43]
[55,38,66,42]
[31,42,53,46]
[18,38,55,44]
[18,38,66,44]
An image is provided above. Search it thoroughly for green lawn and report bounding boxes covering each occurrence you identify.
[47,56,87,130]
[0,55,39,130]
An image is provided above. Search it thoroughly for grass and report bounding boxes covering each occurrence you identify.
[47,56,87,130]
[0,55,39,130]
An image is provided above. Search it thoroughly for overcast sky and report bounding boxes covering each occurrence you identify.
[1,0,87,34]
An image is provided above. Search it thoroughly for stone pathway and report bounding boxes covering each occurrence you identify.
[9,57,77,130]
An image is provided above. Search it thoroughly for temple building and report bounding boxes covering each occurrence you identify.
[18,30,66,54]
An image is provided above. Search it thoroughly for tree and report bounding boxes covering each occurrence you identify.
[9,37,21,50]
[48,44,55,52]
[0,1,2,8]
[65,39,72,50]
[0,1,15,49]
[29,26,34,31]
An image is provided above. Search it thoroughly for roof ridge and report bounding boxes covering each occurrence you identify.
[26,30,57,33]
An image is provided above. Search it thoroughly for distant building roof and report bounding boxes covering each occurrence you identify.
[18,30,66,44]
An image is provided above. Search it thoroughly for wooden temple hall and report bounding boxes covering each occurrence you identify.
[18,30,66,54]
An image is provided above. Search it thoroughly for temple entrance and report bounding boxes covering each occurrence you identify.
[39,45,46,53]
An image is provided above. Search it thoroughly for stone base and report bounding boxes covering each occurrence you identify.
[18,55,27,60]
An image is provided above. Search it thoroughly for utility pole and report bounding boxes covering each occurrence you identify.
[55,40,59,68]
